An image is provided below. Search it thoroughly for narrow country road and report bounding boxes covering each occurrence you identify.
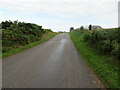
[3,33,101,88]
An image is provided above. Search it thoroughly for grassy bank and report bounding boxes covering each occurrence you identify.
[69,30,119,88]
[3,32,58,58]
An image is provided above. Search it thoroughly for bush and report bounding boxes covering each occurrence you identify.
[2,20,46,52]
[82,28,120,60]
[83,32,90,42]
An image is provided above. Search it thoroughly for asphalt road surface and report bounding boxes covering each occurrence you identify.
[3,33,102,88]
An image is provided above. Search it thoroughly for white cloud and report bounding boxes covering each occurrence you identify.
[0,0,118,16]
[0,0,119,31]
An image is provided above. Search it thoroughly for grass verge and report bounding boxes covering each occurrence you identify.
[69,32,119,88]
[2,32,58,58]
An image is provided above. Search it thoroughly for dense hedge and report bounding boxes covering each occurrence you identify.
[2,20,52,52]
[77,28,120,60]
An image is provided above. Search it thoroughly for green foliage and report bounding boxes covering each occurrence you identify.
[82,28,120,60]
[43,29,53,34]
[69,30,119,88]
[1,20,13,29]
[2,20,53,53]
[3,32,58,58]
[80,26,84,30]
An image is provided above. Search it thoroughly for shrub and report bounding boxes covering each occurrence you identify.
[2,21,45,52]
[82,28,120,60]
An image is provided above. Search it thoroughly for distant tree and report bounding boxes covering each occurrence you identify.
[1,20,13,29]
[89,24,92,30]
[14,20,18,25]
[80,26,84,30]
[58,31,63,33]
[70,27,74,32]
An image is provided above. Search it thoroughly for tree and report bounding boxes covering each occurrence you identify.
[80,26,84,30]
[2,20,13,29]
[70,27,74,32]
[89,24,92,30]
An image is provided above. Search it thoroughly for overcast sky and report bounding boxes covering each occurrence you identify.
[0,0,119,32]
